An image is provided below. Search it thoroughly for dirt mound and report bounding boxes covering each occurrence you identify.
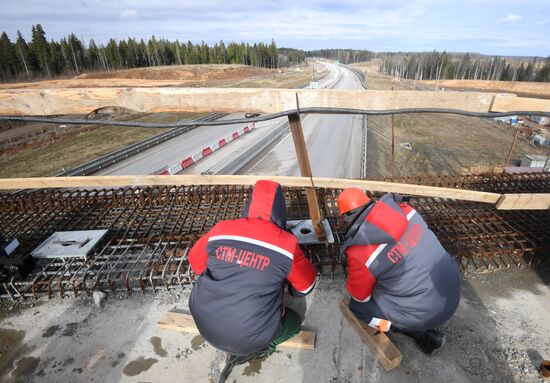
[77,65,272,81]
[419,79,550,99]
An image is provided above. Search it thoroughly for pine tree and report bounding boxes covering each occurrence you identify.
[31,24,51,78]
[0,32,17,80]
[86,39,100,70]
[15,31,31,80]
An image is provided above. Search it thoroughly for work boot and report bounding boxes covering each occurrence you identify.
[414,329,446,355]
[218,348,267,383]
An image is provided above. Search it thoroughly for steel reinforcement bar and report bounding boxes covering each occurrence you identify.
[0,172,549,300]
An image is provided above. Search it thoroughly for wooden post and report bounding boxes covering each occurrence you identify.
[504,129,519,167]
[288,112,326,241]
[544,151,550,172]
[391,114,396,177]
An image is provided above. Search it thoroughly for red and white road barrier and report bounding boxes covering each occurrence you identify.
[181,157,194,169]
[158,124,255,175]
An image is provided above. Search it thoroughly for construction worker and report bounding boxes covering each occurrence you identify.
[188,180,317,379]
[337,188,460,355]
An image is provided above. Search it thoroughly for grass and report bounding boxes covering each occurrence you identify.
[364,73,548,177]
[0,61,325,178]
[230,62,327,89]
[0,112,204,178]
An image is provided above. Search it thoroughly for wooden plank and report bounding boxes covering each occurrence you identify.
[288,113,326,240]
[496,193,550,210]
[313,177,501,204]
[0,78,208,89]
[158,311,199,334]
[339,299,402,371]
[0,88,500,116]
[0,175,502,204]
[491,94,550,113]
[157,311,315,350]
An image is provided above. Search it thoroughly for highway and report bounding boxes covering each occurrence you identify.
[238,64,365,178]
[93,114,256,175]
[182,62,365,178]
[92,61,363,178]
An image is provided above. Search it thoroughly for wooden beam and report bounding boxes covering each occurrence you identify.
[288,112,326,240]
[491,94,550,113]
[0,175,502,204]
[340,299,402,371]
[503,130,519,167]
[496,193,550,210]
[157,311,316,350]
[0,78,208,90]
[0,88,504,116]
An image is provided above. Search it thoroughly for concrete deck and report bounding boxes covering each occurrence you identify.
[1,266,549,383]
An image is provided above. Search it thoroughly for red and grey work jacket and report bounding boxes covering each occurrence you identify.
[341,194,461,331]
[188,181,316,355]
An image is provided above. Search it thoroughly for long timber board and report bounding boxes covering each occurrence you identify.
[2,87,550,115]
[1,174,549,210]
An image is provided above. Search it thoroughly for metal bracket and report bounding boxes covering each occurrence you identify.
[31,230,108,259]
[288,219,334,245]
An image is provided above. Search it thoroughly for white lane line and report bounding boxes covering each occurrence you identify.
[247,114,313,173]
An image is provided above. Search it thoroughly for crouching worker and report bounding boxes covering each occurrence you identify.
[337,188,460,355]
[189,180,317,381]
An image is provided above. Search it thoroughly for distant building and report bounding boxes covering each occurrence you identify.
[532,135,548,146]
[530,115,550,125]
[520,154,548,168]
[494,115,518,125]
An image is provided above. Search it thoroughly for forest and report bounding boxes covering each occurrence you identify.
[380,51,550,82]
[305,49,374,64]
[2,25,549,83]
[0,25,305,81]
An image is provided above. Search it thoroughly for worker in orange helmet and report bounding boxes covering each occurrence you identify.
[337,188,460,355]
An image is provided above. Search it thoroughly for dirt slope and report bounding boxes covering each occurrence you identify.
[419,80,550,99]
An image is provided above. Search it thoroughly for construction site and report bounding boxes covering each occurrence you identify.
[0,55,550,383]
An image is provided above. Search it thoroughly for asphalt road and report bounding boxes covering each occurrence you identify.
[93,114,254,175]
[178,61,342,175]
[238,64,365,178]
[93,61,357,177]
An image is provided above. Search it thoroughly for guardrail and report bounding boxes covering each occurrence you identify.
[205,120,289,175]
[298,68,331,89]
[345,65,368,89]
[58,113,224,176]
[158,125,254,175]
[360,115,368,178]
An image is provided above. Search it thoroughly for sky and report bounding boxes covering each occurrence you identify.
[1,0,549,57]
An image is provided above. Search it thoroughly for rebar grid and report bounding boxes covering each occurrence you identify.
[1,173,549,300]
[379,172,550,193]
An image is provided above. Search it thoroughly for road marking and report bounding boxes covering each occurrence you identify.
[247,114,314,173]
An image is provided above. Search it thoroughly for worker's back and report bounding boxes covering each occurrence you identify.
[342,193,461,331]
[188,181,316,355]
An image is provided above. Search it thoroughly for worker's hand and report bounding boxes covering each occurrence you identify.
[368,318,391,332]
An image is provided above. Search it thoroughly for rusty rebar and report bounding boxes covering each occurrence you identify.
[1,173,549,300]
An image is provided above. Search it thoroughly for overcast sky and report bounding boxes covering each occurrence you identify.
[1,0,549,56]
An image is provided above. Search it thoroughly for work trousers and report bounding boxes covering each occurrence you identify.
[267,307,302,355]
[349,298,427,339]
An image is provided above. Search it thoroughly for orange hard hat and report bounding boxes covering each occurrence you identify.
[337,188,370,216]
